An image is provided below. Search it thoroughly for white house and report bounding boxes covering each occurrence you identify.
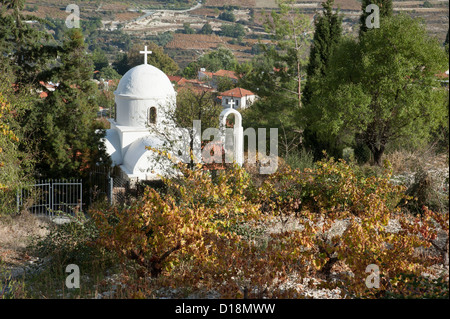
[220,87,257,110]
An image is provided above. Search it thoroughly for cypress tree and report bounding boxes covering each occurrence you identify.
[0,0,57,86]
[301,0,343,160]
[303,0,342,106]
[31,29,108,178]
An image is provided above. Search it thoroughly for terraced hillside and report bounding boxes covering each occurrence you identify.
[22,0,449,68]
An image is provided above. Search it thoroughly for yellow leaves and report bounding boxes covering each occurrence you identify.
[0,93,19,144]
[89,153,446,298]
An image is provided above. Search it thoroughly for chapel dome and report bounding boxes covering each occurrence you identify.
[114,64,176,100]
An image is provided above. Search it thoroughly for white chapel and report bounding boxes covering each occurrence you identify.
[103,47,190,182]
[102,46,247,183]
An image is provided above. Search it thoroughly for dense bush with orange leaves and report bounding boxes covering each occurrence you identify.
[91,157,448,298]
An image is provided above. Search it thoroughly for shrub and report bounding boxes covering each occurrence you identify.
[284,148,315,172]
[91,157,446,298]
[32,211,116,273]
[92,164,262,278]
[259,156,444,297]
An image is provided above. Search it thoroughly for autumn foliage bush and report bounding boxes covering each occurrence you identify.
[91,157,448,298]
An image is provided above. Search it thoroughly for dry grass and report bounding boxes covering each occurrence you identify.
[0,213,50,267]
[384,149,449,175]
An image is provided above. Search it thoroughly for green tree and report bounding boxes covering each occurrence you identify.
[98,66,121,80]
[182,61,200,79]
[199,22,213,35]
[304,14,448,165]
[197,46,238,72]
[303,0,342,105]
[91,48,109,71]
[0,0,57,86]
[174,89,222,131]
[262,0,312,108]
[114,42,179,76]
[220,24,246,38]
[183,22,195,34]
[218,11,236,22]
[238,0,312,157]
[27,29,108,178]
[174,88,222,168]
[359,0,392,37]
[216,76,236,92]
[302,0,343,159]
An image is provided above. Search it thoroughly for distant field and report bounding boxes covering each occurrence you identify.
[166,33,231,50]
[205,0,362,10]
[17,0,449,67]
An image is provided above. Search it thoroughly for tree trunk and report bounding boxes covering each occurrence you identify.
[373,147,385,166]
[297,61,302,109]
[368,143,385,166]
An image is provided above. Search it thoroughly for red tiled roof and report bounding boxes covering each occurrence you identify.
[435,70,449,79]
[178,85,215,94]
[170,75,216,93]
[213,69,238,80]
[220,87,255,98]
[168,75,184,83]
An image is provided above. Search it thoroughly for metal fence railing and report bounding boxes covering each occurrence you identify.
[16,172,148,217]
[17,179,83,216]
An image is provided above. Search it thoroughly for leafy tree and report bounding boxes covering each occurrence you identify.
[218,10,236,22]
[197,46,238,72]
[220,24,246,38]
[359,0,392,37]
[0,92,21,214]
[174,89,222,131]
[261,0,312,108]
[91,48,109,71]
[183,22,195,34]
[238,0,312,157]
[199,22,213,35]
[0,92,19,187]
[304,14,448,165]
[26,29,108,178]
[113,42,179,76]
[97,66,121,80]
[182,61,200,79]
[422,0,433,8]
[216,76,235,92]
[0,68,34,214]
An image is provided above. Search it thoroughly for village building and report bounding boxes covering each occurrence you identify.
[197,68,239,89]
[219,87,257,110]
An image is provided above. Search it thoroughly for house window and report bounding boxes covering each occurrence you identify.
[235,99,239,107]
[148,107,157,125]
[225,98,229,105]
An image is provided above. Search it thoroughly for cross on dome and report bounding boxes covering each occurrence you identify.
[139,45,153,65]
